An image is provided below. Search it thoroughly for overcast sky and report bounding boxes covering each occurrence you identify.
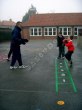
[0,0,82,22]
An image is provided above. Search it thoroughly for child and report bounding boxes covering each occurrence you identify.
[57,32,65,59]
[63,36,74,67]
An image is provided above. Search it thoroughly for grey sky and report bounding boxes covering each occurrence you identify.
[0,0,82,22]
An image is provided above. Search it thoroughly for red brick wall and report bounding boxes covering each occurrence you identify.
[22,28,30,40]
[30,36,55,40]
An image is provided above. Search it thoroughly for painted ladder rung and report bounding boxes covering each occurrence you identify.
[58,83,71,85]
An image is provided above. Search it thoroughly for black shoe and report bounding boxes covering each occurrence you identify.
[70,61,72,64]
[57,57,61,59]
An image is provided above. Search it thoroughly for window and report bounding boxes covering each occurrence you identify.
[58,28,63,35]
[49,28,52,35]
[44,28,47,35]
[38,28,42,35]
[74,27,78,36]
[30,28,33,36]
[30,27,42,36]
[59,27,72,36]
[68,28,72,35]
[44,27,57,36]
[63,28,67,35]
[53,28,56,35]
[34,28,37,35]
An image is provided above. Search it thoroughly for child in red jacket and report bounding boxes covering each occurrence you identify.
[63,36,75,67]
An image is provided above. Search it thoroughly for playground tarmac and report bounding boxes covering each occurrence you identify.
[0,39,82,110]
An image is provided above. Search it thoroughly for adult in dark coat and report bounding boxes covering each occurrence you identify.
[10,21,28,69]
[57,32,65,59]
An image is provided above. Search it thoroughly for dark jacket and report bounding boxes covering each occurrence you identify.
[10,26,28,54]
[11,26,25,46]
[57,36,65,47]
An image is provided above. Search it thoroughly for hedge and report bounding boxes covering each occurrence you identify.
[0,28,12,42]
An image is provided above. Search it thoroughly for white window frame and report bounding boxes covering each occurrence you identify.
[59,27,72,36]
[44,27,57,36]
[74,27,78,36]
[74,26,82,36]
[30,27,42,36]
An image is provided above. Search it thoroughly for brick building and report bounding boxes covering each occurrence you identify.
[0,20,15,29]
[22,13,82,39]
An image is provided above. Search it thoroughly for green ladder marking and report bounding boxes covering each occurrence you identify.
[64,59,77,93]
[55,59,58,93]
[55,58,77,93]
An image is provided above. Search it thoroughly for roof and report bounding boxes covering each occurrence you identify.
[22,13,82,27]
[0,20,15,26]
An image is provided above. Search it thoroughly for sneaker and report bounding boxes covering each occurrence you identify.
[10,66,17,69]
[19,65,26,69]
[61,57,65,59]
[10,66,13,69]
[14,66,17,69]
[7,59,10,61]
[5,58,10,61]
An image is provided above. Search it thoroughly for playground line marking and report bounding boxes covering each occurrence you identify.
[55,58,77,93]
[64,59,77,93]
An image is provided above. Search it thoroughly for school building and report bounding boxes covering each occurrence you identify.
[22,13,82,39]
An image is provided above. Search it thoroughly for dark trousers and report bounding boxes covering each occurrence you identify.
[10,47,22,66]
[8,48,12,59]
[58,46,65,58]
[65,51,73,61]
[8,43,13,59]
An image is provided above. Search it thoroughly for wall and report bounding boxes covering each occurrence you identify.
[22,27,77,40]
[77,36,82,48]
[77,29,82,48]
[22,28,30,40]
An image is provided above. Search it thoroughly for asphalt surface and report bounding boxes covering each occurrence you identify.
[0,40,82,110]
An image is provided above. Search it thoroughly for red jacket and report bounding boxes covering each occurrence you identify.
[63,40,75,51]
